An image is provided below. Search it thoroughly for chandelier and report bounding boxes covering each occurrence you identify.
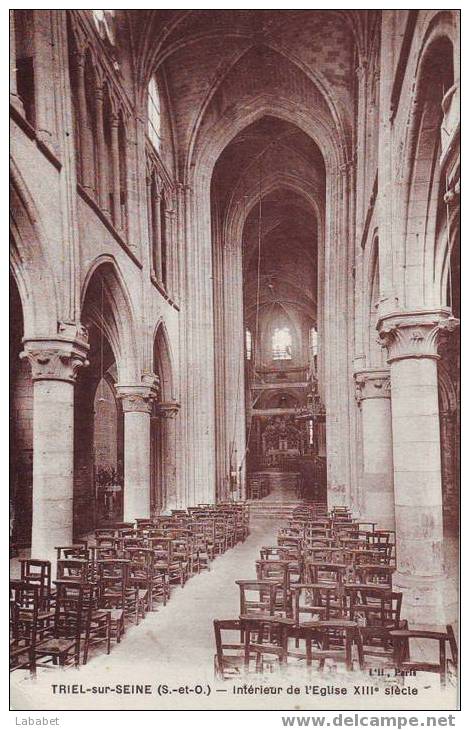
[294,379,325,421]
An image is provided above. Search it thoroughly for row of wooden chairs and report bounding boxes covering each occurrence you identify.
[11,502,250,675]
[214,503,458,687]
[214,616,457,683]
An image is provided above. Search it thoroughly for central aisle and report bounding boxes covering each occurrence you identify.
[11,520,280,711]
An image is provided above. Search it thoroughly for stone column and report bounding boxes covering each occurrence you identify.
[10,11,25,115]
[378,310,459,625]
[110,111,122,230]
[154,189,163,283]
[95,81,108,213]
[164,206,173,291]
[354,368,394,530]
[75,50,95,193]
[116,375,159,522]
[166,205,177,299]
[156,402,180,512]
[21,325,89,569]
[31,10,56,146]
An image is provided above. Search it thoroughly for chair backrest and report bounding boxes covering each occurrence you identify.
[349,588,402,627]
[241,615,291,661]
[356,563,394,586]
[55,544,88,561]
[56,559,88,582]
[11,581,40,640]
[236,580,276,616]
[213,618,242,662]
[255,560,289,585]
[293,583,342,623]
[148,536,173,560]
[97,559,130,606]
[259,546,282,561]
[53,580,90,640]
[19,560,51,607]
[95,528,117,539]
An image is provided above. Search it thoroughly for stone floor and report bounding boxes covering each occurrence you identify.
[10,518,458,711]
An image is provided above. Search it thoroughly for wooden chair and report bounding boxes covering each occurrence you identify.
[171,532,196,577]
[347,586,405,664]
[240,614,293,674]
[19,559,53,612]
[223,515,237,550]
[149,536,187,587]
[10,581,39,676]
[249,478,262,501]
[81,583,111,665]
[213,619,252,679]
[292,583,345,627]
[303,619,364,672]
[97,559,133,631]
[213,519,228,555]
[124,547,169,610]
[14,566,55,639]
[234,509,249,543]
[189,522,211,571]
[255,560,292,616]
[35,580,88,668]
[390,625,458,688]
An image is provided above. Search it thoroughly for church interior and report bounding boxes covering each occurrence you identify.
[10,10,460,705]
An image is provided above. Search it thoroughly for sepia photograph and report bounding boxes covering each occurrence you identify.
[9,7,460,716]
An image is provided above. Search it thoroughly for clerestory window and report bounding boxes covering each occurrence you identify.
[148,76,162,152]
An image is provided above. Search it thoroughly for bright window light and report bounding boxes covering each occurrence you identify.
[148,76,162,152]
[272,326,292,361]
[246,329,252,360]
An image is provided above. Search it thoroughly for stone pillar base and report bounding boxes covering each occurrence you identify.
[393,571,457,628]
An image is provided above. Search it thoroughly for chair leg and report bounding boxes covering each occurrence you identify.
[29,647,37,678]
[355,629,364,670]
[83,634,89,665]
[439,639,447,688]
[107,616,111,655]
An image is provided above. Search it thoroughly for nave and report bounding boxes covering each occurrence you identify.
[10,9,460,710]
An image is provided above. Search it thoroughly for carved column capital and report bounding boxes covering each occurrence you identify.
[21,322,90,383]
[354,368,390,405]
[155,401,181,419]
[377,310,460,364]
[115,373,160,414]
